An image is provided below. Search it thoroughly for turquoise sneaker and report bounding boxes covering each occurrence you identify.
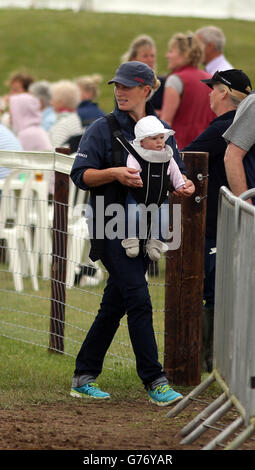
[147,384,183,407]
[70,382,110,400]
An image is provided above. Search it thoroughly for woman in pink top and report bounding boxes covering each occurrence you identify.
[9,93,52,151]
[161,32,215,149]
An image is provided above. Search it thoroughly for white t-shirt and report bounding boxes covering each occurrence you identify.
[165,74,183,95]
[205,54,233,75]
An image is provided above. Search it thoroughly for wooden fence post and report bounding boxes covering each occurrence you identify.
[49,147,70,353]
[164,151,208,385]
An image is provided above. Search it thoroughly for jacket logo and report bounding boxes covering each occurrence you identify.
[77,152,88,158]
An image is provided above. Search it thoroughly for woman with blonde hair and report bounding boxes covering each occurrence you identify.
[121,34,156,70]
[75,74,106,126]
[122,34,165,114]
[161,32,215,149]
[70,61,194,405]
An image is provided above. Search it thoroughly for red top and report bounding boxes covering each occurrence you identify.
[170,65,215,150]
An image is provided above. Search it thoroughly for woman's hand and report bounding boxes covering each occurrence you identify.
[114,167,143,188]
[83,167,143,188]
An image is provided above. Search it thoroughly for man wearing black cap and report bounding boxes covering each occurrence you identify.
[70,61,195,405]
[182,69,252,371]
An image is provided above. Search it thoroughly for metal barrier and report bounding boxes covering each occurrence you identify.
[166,186,255,450]
[215,186,255,426]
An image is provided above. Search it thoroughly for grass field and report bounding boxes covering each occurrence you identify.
[0,335,152,408]
[0,8,254,409]
[0,257,166,408]
[0,261,166,359]
[0,8,255,112]
[0,271,167,409]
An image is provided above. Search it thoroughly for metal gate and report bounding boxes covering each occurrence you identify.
[166,186,255,450]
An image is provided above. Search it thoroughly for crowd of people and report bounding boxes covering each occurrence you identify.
[0,70,106,180]
[0,24,242,174]
[0,25,236,161]
[1,24,254,406]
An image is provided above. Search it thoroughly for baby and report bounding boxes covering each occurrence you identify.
[121,115,186,261]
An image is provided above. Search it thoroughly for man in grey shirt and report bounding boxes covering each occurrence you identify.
[224,91,255,204]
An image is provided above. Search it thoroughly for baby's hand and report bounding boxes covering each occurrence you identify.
[173,180,195,198]
[174,185,186,197]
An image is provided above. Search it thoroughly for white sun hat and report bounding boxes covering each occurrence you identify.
[133,115,174,145]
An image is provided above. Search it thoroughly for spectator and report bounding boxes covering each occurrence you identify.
[183,69,252,371]
[224,90,255,205]
[70,61,194,406]
[1,69,35,128]
[5,69,35,95]
[9,93,52,151]
[75,74,106,127]
[49,80,83,150]
[0,123,23,180]
[121,34,166,114]
[161,31,215,149]
[29,80,57,131]
[195,25,233,75]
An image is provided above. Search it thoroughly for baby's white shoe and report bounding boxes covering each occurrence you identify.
[145,239,168,261]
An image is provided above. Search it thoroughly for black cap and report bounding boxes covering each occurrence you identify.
[201,69,252,95]
[108,61,154,87]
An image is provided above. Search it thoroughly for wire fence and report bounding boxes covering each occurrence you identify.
[0,150,166,370]
[0,148,208,382]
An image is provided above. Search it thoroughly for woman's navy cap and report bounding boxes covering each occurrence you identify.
[108,61,154,87]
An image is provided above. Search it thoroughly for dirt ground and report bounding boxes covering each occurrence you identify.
[0,397,254,453]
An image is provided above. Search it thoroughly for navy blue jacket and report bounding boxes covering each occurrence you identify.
[183,110,236,239]
[77,100,106,127]
[70,102,186,191]
[149,75,166,111]
[70,103,186,260]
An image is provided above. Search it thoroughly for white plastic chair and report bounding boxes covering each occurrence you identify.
[66,180,103,288]
[32,176,87,284]
[31,172,52,280]
[0,170,38,291]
